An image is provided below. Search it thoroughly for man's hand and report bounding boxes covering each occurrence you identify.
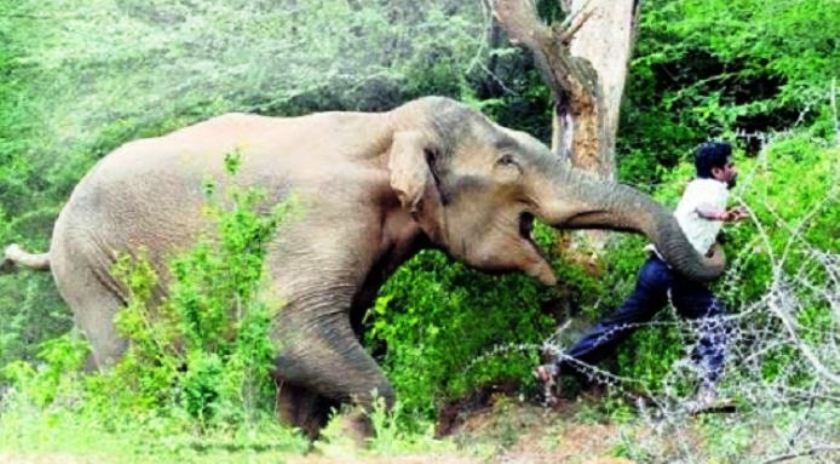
[697,205,749,222]
[722,206,749,222]
[696,206,749,222]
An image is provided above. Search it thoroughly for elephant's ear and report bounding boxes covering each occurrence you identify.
[388,130,435,213]
[388,130,446,241]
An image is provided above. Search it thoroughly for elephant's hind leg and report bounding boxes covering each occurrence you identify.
[51,245,128,368]
[64,273,127,368]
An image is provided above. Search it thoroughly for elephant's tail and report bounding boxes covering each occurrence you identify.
[1,244,50,274]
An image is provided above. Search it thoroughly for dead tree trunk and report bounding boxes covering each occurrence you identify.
[492,0,641,182]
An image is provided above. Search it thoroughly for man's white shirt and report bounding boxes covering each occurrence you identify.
[650,178,729,258]
[674,178,729,255]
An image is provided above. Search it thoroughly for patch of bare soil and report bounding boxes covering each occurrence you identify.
[446,394,631,464]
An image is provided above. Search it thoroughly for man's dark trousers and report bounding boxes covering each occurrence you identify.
[558,255,728,386]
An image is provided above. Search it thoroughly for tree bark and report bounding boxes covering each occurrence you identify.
[492,0,641,182]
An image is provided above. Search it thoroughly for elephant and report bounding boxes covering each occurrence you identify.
[1,96,723,436]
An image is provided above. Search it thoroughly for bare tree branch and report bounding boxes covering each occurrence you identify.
[492,0,598,98]
[492,0,603,172]
[558,8,595,45]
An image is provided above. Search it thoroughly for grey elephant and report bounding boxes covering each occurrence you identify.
[2,96,723,435]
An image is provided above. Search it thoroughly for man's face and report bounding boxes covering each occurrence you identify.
[712,157,737,189]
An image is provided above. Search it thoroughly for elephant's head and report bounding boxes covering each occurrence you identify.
[387,97,724,285]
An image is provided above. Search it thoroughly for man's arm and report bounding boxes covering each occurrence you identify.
[695,204,749,222]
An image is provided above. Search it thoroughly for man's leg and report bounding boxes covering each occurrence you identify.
[671,277,729,389]
[536,257,671,391]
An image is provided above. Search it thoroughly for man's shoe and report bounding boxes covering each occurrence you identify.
[687,386,735,414]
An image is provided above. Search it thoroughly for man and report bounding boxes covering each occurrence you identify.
[535,141,747,408]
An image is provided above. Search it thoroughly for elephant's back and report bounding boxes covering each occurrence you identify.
[49,141,226,294]
[77,109,392,193]
[49,110,391,285]
[49,113,292,280]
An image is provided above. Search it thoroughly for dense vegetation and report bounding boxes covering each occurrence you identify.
[1,0,837,461]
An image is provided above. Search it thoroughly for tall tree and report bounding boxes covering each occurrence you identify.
[492,0,641,181]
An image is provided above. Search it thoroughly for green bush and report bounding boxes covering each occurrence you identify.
[365,224,608,417]
[619,0,840,185]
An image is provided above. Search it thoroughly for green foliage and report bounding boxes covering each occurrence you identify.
[619,0,840,185]
[0,2,72,366]
[698,414,760,461]
[0,394,310,463]
[367,224,600,417]
[3,331,89,407]
[616,317,686,392]
[366,249,549,417]
[720,135,837,388]
[113,164,295,424]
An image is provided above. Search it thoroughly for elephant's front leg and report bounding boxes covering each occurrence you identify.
[266,198,404,437]
[273,310,395,437]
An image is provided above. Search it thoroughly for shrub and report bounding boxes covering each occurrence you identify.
[366,224,604,417]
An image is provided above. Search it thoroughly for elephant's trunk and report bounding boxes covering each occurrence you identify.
[537,162,725,282]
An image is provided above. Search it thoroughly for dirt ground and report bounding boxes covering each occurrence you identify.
[446,397,631,464]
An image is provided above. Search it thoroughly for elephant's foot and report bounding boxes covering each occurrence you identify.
[335,409,374,448]
[272,320,395,440]
[275,379,336,440]
[313,407,374,451]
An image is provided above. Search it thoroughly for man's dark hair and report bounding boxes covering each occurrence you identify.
[694,141,732,178]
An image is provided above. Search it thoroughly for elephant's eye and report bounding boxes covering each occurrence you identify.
[496,154,518,167]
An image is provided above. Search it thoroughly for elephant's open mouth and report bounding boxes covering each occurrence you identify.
[519,212,537,246]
